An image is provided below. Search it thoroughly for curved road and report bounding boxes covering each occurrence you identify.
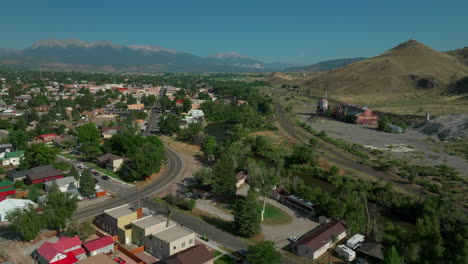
[73,145,183,220]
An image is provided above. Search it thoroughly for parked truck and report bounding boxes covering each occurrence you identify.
[346,234,365,250]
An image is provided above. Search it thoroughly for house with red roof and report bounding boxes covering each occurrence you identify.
[35,134,61,143]
[82,236,114,257]
[292,220,348,260]
[36,236,87,264]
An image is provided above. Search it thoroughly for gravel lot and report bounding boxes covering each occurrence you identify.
[299,114,468,177]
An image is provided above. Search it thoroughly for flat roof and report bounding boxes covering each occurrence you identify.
[132,215,166,229]
[152,225,193,243]
[104,204,135,219]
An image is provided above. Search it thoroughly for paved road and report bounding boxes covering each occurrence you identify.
[73,145,183,220]
[140,199,298,264]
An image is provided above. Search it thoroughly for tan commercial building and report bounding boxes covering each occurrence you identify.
[144,225,195,260]
[131,215,170,246]
[127,103,145,110]
[95,204,140,244]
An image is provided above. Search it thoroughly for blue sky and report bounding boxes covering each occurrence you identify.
[2,0,467,63]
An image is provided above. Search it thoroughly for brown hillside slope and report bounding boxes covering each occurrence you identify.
[304,40,468,103]
[446,47,468,67]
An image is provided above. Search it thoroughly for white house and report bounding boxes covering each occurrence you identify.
[44,176,80,193]
[0,198,37,222]
[0,144,13,159]
[1,150,24,166]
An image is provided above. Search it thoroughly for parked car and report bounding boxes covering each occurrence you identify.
[185,192,193,198]
[288,237,299,243]
[199,235,209,242]
[356,258,368,264]
[114,257,126,264]
[77,164,86,169]
[237,249,249,258]
[101,175,110,180]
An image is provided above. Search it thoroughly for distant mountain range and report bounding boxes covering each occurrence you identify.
[0,38,307,73]
[284,57,367,72]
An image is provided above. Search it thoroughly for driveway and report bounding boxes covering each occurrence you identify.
[196,199,234,221]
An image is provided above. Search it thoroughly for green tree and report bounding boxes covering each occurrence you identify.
[290,144,316,165]
[193,168,213,185]
[248,161,279,221]
[182,98,192,112]
[76,123,100,144]
[6,206,45,241]
[68,165,80,180]
[26,186,42,201]
[126,94,137,104]
[232,192,261,237]
[8,130,31,149]
[246,241,281,264]
[25,143,60,167]
[383,246,403,264]
[80,141,102,159]
[158,114,180,136]
[159,96,175,111]
[65,219,95,240]
[79,169,96,198]
[179,123,203,143]
[202,136,217,157]
[211,155,236,197]
[42,191,79,230]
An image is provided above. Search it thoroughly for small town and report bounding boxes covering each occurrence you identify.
[0,2,467,264]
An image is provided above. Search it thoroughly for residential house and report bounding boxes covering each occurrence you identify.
[100,127,120,139]
[35,134,61,143]
[131,215,169,246]
[0,198,36,222]
[53,135,76,149]
[77,253,115,264]
[7,169,29,182]
[0,181,15,198]
[35,105,50,112]
[292,220,348,260]
[235,171,248,188]
[96,154,126,172]
[1,150,25,166]
[166,244,214,264]
[25,165,64,184]
[82,236,114,257]
[35,236,87,264]
[0,144,13,158]
[0,110,23,120]
[44,177,80,193]
[94,204,141,244]
[144,224,195,260]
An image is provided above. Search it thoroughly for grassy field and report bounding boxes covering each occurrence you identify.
[262,202,293,226]
[60,153,82,160]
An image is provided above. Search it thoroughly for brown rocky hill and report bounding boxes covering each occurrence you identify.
[303,39,468,101]
[446,47,468,67]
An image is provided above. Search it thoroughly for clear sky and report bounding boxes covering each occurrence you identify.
[2,0,467,64]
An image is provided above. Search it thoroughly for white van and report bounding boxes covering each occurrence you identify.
[346,234,365,250]
[336,245,356,262]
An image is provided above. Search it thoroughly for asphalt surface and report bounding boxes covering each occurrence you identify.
[140,199,297,264]
[73,145,183,220]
